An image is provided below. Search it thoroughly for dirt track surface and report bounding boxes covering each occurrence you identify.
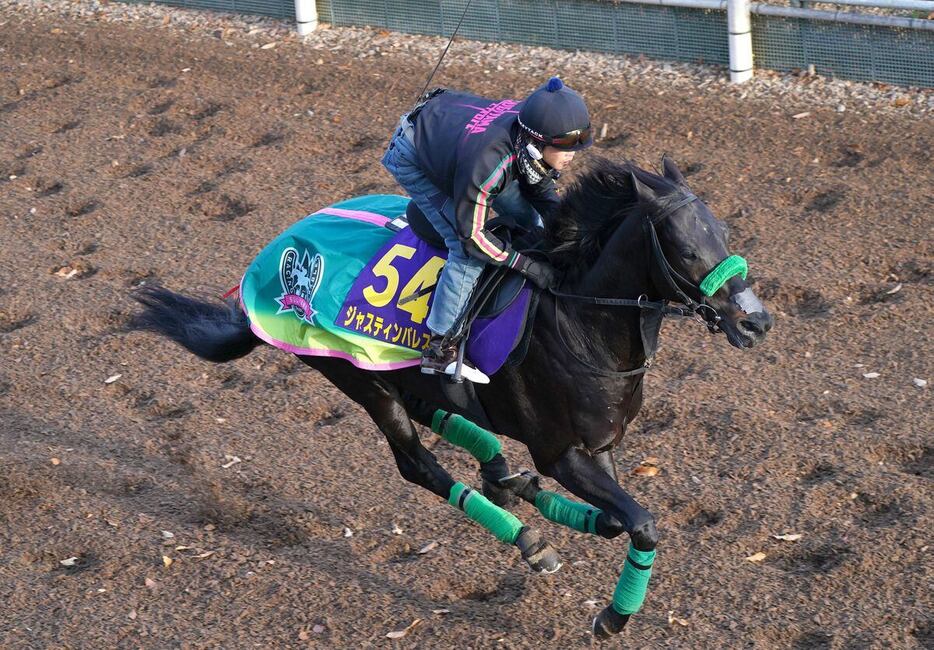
[1,10,931,650]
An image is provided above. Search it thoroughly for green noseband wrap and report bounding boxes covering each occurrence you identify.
[448,482,523,544]
[611,545,656,615]
[699,254,748,297]
[432,411,501,463]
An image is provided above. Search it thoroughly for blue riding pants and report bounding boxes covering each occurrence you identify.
[381,118,540,336]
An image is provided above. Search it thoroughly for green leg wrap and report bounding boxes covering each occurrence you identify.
[535,490,602,534]
[432,410,501,464]
[448,482,523,544]
[611,544,656,615]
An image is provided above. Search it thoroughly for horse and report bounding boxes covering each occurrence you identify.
[130,155,773,638]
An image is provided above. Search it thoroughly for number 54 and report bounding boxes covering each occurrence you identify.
[362,244,446,325]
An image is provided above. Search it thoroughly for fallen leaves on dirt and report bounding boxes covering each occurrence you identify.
[104,373,122,384]
[746,552,767,563]
[668,610,690,626]
[386,618,421,639]
[418,541,438,554]
[772,533,803,542]
[632,458,660,477]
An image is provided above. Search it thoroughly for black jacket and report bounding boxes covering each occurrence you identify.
[411,91,560,265]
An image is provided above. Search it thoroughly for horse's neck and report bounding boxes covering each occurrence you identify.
[562,216,655,369]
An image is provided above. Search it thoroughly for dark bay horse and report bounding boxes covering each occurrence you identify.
[131,156,773,638]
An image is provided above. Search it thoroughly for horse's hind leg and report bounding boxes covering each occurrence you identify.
[401,398,517,508]
[305,359,559,572]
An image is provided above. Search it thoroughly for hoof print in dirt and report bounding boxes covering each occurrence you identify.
[856,494,906,528]
[779,543,853,574]
[54,120,82,134]
[16,145,43,160]
[36,180,65,197]
[123,270,160,289]
[1,162,28,181]
[802,461,837,485]
[146,400,194,421]
[0,313,38,334]
[50,260,95,280]
[148,76,178,89]
[150,118,182,137]
[199,194,255,222]
[253,131,287,148]
[687,507,724,529]
[350,134,382,152]
[148,99,175,115]
[68,200,101,217]
[600,132,630,147]
[218,159,252,178]
[189,180,217,196]
[858,283,906,305]
[902,446,932,479]
[126,163,154,179]
[805,188,847,213]
[56,553,98,575]
[192,102,224,121]
[316,409,345,426]
[792,630,834,649]
[681,162,705,176]
[832,145,864,168]
[755,280,830,318]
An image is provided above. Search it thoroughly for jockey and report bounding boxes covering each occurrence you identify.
[381,76,593,383]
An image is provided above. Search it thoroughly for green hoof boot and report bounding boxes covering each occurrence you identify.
[515,527,561,574]
[592,606,630,639]
[482,476,517,508]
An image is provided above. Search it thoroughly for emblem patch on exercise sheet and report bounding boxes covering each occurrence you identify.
[337,227,446,352]
[275,247,324,326]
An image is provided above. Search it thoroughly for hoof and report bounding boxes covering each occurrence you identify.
[515,527,562,574]
[592,605,630,640]
[497,470,542,504]
[482,477,517,508]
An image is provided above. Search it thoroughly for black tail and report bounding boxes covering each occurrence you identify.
[130,286,260,363]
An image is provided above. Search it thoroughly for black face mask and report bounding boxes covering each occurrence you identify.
[515,132,552,185]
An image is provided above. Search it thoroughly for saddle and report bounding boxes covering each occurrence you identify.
[403,201,540,427]
[404,200,537,322]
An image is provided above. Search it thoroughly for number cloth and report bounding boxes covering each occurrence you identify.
[239,194,529,373]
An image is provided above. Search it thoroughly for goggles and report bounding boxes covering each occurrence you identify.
[520,117,593,150]
[540,126,593,149]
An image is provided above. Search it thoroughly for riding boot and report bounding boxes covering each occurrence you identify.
[421,335,490,384]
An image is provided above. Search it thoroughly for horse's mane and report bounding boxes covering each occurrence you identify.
[544,157,685,269]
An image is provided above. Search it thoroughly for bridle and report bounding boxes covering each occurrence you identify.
[548,192,745,375]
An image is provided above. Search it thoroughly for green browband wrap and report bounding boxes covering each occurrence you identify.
[699,254,748,297]
[535,490,601,534]
[611,545,656,615]
[432,410,501,463]
[448,482,523,544]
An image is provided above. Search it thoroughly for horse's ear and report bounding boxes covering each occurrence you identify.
[629,170,657,203]
[661,154,686,186]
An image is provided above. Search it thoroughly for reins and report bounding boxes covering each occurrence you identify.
[547,192,730,376]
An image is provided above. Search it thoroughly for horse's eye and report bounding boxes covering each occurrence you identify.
[681,250,698,261]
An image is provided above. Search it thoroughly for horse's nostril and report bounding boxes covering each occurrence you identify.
[740,312,772,336]
[740,319,761,335]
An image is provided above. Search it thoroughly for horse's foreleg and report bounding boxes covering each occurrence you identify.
[543,446,658,639]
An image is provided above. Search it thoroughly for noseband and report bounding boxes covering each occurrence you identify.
[548,192,750,375]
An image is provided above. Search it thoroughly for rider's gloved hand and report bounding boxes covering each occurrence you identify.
[515,254,560,290]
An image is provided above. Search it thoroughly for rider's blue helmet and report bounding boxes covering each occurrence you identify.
[518,77,593,152]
